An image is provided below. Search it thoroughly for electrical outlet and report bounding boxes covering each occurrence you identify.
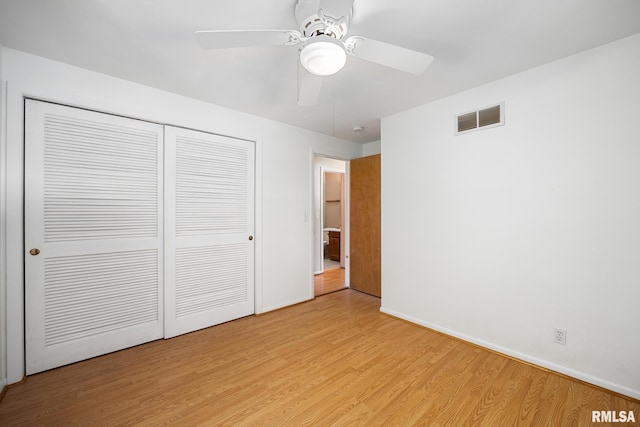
[553,328,567,345]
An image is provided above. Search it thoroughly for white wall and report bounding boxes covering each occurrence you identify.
[0,40,7,391]
[324,173,342,229]
[0,47,362,384]
[381,33,640,399]
[362,140,381,156]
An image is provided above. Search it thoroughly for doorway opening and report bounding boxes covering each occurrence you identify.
[313,155,348,296]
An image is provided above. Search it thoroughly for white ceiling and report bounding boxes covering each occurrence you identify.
[1,0,640,144]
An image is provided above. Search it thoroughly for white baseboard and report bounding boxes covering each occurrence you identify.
[380,306,640,401]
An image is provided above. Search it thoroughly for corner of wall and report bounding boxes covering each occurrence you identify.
[0,42,9,388]
[361,140,381,157]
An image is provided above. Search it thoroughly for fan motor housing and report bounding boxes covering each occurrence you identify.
[295,0,353,39]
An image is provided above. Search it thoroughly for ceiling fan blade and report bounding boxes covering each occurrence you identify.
[298,63,323,106]
[195,30,301,49]
[344,36,434,75]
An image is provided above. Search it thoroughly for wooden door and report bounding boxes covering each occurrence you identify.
[349,154,381,297]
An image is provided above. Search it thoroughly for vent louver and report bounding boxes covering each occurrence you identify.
[456,103,504,135]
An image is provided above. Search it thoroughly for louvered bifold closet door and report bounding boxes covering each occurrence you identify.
[25,100,164,374]
[164,126,255,338]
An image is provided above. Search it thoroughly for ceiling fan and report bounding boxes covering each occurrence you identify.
[195,0,434,105]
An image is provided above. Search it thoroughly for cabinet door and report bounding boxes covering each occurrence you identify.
[350,154,381,297]
[164,126,255,338]
[25,100,164,374]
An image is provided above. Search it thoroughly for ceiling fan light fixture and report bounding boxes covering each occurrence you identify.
[300,35,346,76]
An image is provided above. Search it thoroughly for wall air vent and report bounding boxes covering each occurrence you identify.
[455,102,505,135]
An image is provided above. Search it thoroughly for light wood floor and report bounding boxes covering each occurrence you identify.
[314,267,346,296]
[1,290,638,426]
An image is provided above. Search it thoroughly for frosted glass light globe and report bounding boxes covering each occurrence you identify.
[300,36,347,76]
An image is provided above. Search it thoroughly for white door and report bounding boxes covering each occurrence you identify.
[25,100,164,374]
[164,126,255,338]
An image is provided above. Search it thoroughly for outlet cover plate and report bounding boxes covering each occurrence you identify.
[553,328,567,345]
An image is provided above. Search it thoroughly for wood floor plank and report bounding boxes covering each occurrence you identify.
[445,353,511,425]
[314,267,346,296]
[0,289,638,426]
